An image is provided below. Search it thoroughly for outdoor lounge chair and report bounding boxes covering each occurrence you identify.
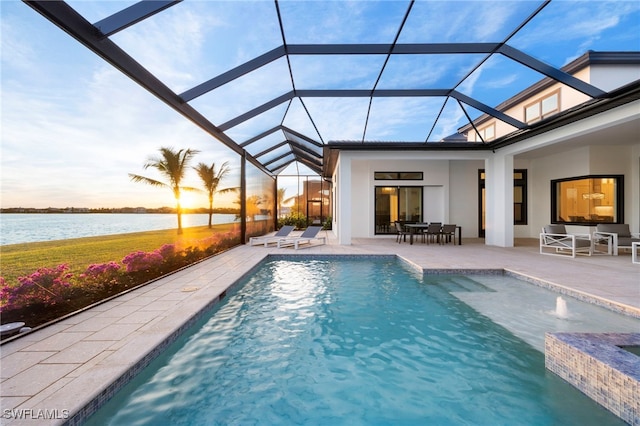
[277,226,326,249]
[593,223,640,256]
[539,224,592,258]
[249,225,295,247]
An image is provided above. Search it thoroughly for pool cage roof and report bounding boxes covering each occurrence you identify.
[24,1,639,178]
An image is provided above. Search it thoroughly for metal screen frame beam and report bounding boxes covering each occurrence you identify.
[497,45,607,98]
[23,0,268,164]
[221,89,526,131]
[180,47,286,102]
[94,1,181,37]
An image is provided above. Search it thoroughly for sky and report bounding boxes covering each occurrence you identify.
[1,0,639,209]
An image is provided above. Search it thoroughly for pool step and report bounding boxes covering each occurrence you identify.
[438,276,495,293]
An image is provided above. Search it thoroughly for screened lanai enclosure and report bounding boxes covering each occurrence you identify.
[23,0,638,242]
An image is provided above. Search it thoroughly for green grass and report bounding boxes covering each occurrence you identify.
[0,223,239,284]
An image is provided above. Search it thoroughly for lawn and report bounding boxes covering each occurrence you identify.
[0,223,239,284]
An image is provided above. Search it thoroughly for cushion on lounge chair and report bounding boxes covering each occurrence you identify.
[277,226,326,249]
[249,225,295,246]
[540,224,592,257]
[542,225,590,247]
[596,224,631,238]
[594,223,640,255]
[543,224,567,234]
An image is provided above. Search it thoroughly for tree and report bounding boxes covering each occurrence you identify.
[129,147,200,234]
[277,187,297,217]
[193,161,233,228]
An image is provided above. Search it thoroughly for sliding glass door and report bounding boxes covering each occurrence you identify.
[375,186,422,234]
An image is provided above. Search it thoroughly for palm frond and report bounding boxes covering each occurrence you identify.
[217,187,238,194]
[128,174,167,188]
[181,186,201,192]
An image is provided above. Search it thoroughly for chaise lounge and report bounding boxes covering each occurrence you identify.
[593,224,640,256]
[277,226,326,249]
[249,225,295,247]
[540,224,593,258]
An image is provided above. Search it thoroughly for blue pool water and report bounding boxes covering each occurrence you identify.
[88,258,631,425]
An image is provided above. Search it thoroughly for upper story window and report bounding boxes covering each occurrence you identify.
[525,89,560,123]
[474,123,495,142]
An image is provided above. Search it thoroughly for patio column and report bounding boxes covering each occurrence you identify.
[485,152,514,247]
[336,154,352,245]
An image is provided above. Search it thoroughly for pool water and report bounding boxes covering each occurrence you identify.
[88,258,630,425]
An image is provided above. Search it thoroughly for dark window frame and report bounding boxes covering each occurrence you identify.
[374,172,423,180]
[374,185,424,234]
[478,169,528,238]
[551,175,624,225]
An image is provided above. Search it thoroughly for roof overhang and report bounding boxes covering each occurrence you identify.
[323,79,640,179]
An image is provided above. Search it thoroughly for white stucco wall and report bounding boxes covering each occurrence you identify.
[330,100,640,245]
[449,160,484,237]
[590,64,640,92]
[335,151,488,241]
[527,147,591,236]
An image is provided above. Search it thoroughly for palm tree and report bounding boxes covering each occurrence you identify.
[129,147,200,234]
[193,161,233,228]
[277,187,297,217]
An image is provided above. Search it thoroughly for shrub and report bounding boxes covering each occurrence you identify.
[278,212,308,229]
[0,233,243,329]
[323,216,332,230]
[122,251,164,273]
[78,262,122,295]
[0,264,73,311]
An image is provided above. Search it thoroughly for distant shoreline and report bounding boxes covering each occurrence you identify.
[0,212,242,245]
[0,207,240,214]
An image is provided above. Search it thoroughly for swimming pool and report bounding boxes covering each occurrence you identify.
[87,257,635,425]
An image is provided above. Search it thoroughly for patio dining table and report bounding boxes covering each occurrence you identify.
[404,224,462,245]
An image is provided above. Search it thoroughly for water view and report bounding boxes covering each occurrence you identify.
[0,213,239,245]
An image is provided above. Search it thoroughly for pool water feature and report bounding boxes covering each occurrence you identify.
[87,258,636,425]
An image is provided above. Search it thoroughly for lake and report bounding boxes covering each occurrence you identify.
[0,213,239,245]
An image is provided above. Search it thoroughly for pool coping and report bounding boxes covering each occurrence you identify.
[67,254,639,425]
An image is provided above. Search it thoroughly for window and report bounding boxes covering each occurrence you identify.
[474,123,495,142]
[551,175,623,225]
[524,90,560,123]
[478,169,528,237]
[375,186,423,234]
[374,172,423,180]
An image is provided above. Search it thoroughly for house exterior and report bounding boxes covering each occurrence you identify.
[324,52,640,246]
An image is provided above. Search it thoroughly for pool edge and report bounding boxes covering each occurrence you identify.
[63,254,639,425]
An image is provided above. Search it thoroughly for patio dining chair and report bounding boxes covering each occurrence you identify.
[394,222,410,243]
[440,224,457,245]
[424,223,443,245]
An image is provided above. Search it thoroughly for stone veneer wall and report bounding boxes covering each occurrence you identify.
[545,332,640,425]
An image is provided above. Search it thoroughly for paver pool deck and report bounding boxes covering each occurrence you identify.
[1,234,639,425]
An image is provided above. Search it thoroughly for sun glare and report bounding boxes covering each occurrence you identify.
[178,192,199,210]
